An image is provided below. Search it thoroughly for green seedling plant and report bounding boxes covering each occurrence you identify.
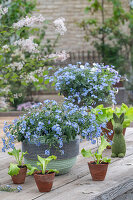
[81,136,111,164]
[27,155,59,175]
[92,103,133,128]
[8,148,28,176]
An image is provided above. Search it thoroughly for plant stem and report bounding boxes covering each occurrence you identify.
[96,137,99,149]
[52,34,60,49]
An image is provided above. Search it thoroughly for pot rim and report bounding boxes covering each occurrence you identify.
[88,161,109,165]
[34,170,55,176]
[23,135,80,144]
[18,165,27,168]
[8,164,27,169]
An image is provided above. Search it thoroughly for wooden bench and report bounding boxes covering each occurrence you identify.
[0,128,133,200]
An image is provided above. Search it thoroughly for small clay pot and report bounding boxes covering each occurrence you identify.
[11,165,27,184]
[34,170,55,192]
[88,161,108,181]
[113,80,124,88]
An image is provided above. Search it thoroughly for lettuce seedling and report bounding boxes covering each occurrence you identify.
[8,148,28,176]
[81,135,111,164]
[93,103,133,128]
[27,155,59,175]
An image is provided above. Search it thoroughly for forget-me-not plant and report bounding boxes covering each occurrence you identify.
[2,100,107,154]
[46,62,121,106]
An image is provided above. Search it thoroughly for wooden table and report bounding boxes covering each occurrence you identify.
[0,128,133,200]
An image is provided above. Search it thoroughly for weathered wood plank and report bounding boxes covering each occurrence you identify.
[114,188,133,200]
[32,154,133,200]
[95,179,133,200]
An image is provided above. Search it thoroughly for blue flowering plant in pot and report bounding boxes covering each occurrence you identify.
[45,62,121,107]
[2,100,107,174]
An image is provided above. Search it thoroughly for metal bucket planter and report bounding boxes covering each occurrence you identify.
[22,137,79,175]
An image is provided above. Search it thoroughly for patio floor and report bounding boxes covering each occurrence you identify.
[0,117,133,200]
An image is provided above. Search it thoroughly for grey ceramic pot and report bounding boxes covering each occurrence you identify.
[22,137,80,175]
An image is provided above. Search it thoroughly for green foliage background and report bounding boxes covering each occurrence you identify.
[79,0,133,78]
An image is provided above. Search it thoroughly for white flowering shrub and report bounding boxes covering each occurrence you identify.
[0,3,68,108]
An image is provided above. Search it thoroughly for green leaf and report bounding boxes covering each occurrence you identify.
[8,148,27,165]
[21,81,28,86]
[37,155,57,174]
[44,79,49,84]
[92,105,113,123]
[106,112,113,121]
[120,103,128,112]
[115,107,121,114]
[11,73,18,79]
[94,152,102,164]
[38,77,44,84]
[95,104,104,110]
[20,152,28,165]
[8,163,20,176]
[123,119,130,128]
[26,164,38,175]
[98,136,110,155]
[51,82,55,86]
[102,157,111,163]
[85,6,91,13]
[125,107,133,122]
[43,70,48,75]
[9,97,14,103]
[8,148,21,165]
[98,114,108,122]
[81,148,92,158]
[5,73,10,79]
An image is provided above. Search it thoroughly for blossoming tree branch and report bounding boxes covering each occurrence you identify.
[0,4,68,106]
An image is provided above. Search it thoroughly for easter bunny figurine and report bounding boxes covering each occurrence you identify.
[111,113,126,158]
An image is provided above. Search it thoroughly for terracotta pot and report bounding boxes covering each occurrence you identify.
[11,166,27,184]
[113,80,124,88]
[88,161,108,181]
[34,171,55,192]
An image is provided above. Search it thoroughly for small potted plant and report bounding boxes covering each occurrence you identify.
[27,155,59,192]
[92,103,133,141]
[8,148,28,184]
[81,135,111,181]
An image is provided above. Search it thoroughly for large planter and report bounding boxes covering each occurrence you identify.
[22,137,79,175]
[88,161,108,181]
